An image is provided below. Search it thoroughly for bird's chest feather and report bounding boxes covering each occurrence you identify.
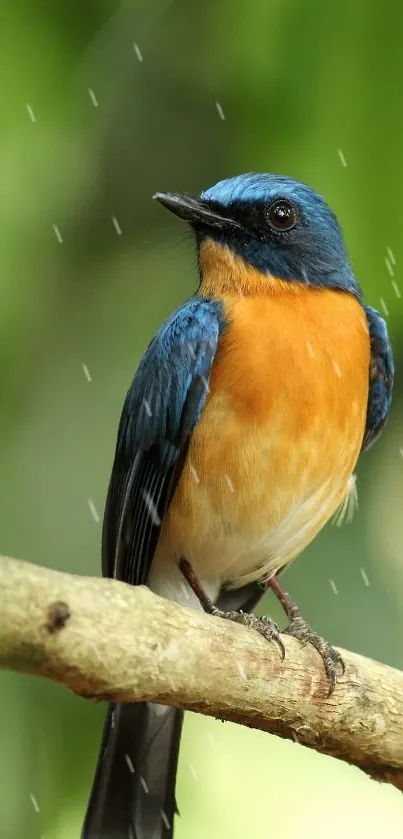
[158,288,370,586]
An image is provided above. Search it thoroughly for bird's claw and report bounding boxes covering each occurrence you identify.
[211,606,285,660]
[283,615,344,695]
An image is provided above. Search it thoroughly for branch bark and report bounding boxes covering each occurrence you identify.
[1,555,402,792]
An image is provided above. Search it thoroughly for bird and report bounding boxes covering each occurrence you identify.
[81,172,394,839]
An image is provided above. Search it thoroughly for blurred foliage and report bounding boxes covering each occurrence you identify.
[1,0,403,837]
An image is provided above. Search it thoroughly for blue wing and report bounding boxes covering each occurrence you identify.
[362,305,394,451]
[102,296,224,585]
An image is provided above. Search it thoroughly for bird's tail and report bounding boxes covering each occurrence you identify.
[81,701,183,839]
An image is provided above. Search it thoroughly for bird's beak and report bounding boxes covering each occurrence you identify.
[153,192,242,232]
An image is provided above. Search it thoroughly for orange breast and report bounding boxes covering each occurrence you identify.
[153,270,370,590]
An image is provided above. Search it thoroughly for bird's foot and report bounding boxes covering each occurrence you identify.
[267,576,344,695]
[179,557,284,659]
[283,615,344,695]
[210,606,285,660]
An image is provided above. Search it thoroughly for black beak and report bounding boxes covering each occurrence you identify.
[153,192,242,232]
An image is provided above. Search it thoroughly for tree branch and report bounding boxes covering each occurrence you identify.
[1,555,403,791]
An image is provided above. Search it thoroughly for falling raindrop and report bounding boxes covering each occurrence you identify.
[82,363,92,382]
[329,579,338,595]
[215,101,225,120]
[142,491,161,526]
[225,474,234,492]
[379,298,389,317]
[140,776,149,793]
[26,104,36,123]
[332,360,342,378]
[337,149,347,167]
[52,224,63,244]
[207,732,217,749]
[386,246,396,266]
[189,463,200,484]
[133,42,143,62]
[88,88,98,107]
[189,763,198,781]
[161,811,170,830]
[125,754,135,773]
[112,215,122,235]
[236,661,247,681]
[87,498,100,523]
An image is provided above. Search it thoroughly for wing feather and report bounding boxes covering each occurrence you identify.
[102,297,224,585]
[362,305,394,452]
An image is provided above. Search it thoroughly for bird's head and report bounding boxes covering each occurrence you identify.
[154,173,361,299]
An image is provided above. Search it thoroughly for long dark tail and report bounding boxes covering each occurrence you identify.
[82,702,183,839]
[81,580,262,838]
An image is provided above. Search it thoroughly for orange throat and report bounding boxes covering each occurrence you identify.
[198,237,310,298]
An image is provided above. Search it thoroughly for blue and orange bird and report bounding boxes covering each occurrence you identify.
[82,173,394,839]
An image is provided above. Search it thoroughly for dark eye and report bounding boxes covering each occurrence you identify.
[267,199,297,232]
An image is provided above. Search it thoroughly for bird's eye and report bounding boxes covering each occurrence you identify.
[267,200,297,232]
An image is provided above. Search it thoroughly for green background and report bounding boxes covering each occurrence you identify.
[1,1,403,837]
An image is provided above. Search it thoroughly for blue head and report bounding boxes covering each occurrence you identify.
[154,173,361,298]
